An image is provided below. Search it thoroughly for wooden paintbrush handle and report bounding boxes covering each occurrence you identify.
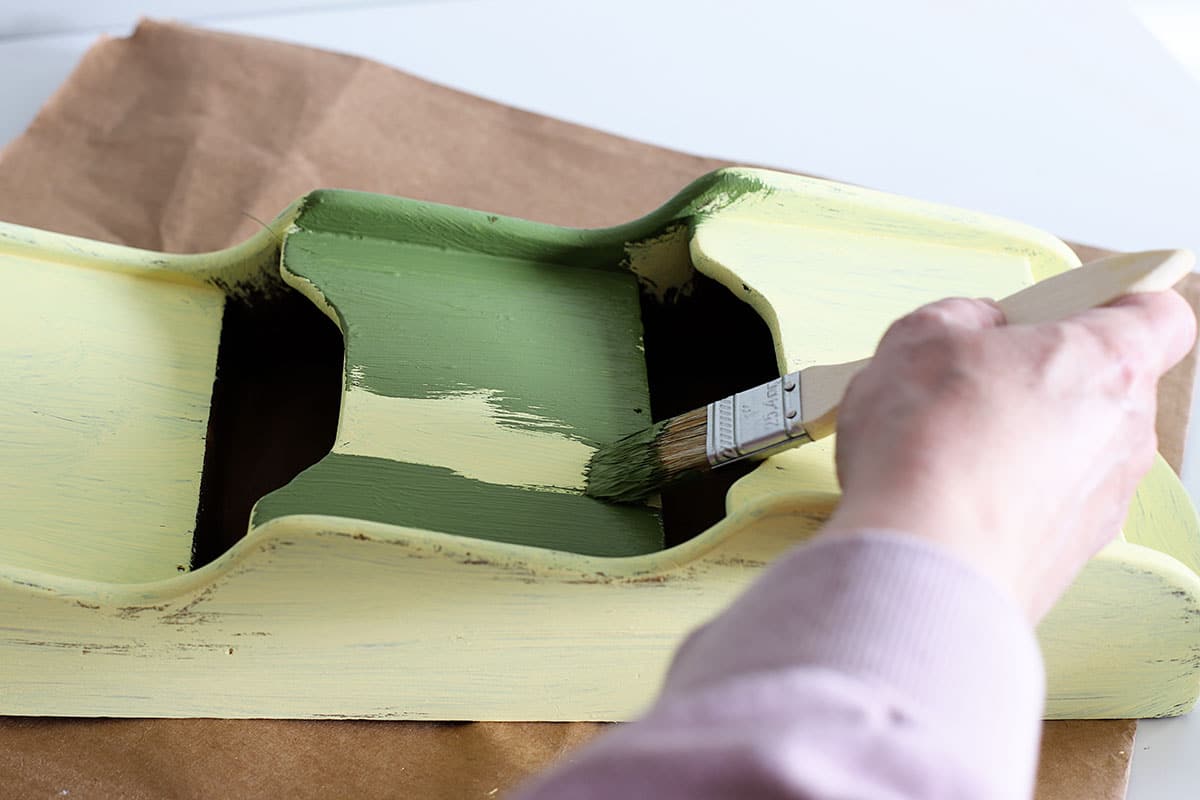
[798,249,1196,440]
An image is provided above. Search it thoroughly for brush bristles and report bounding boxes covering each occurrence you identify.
[655,408,710,485]
[584,407,710,504]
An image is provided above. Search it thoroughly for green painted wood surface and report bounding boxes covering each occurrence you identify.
[256,192,669,556]
[256,455,663,554]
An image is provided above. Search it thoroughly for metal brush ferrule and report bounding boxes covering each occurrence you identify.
[706,371,810,466]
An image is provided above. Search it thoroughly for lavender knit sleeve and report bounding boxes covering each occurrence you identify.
[512,530,1046,800]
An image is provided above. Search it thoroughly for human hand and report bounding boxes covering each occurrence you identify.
[824,289,1197,621]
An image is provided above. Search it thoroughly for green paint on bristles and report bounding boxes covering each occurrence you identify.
[583,420,670,505]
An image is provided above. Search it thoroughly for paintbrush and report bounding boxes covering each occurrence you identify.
[585,249,1196,503]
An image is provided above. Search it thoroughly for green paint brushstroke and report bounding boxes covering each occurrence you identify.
[255,170,776,555]
[284,232,649,440]
[254,455,663,557]
[291,169,771,273]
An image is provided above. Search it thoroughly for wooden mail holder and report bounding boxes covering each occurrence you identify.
[1,169,1197,719]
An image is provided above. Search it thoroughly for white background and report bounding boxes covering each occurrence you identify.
[1,1,1199,795]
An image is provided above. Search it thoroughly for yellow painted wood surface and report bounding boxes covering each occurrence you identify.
[693,176,1200,717]
[336,387,593,492]
[0,208,294,583]
[0,256,221,581]
[0,169,1197,720]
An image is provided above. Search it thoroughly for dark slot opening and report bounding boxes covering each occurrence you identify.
[638,275,781,548]
[191,286,345,568]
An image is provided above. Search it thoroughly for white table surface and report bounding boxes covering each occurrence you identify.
[1,1,1198,795]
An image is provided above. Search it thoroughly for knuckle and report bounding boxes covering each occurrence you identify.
[1085,328,1147,392]
[1025,321,1071,366]
[1113,361,1140,395]
[883,298,989,344]
[1054,321,1149,392]
[885,306,950,341]
[907,338,980,400]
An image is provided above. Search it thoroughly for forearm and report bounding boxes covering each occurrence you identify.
[512,530,1045,800]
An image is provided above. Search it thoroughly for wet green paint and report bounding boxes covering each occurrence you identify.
[251,172,776,555]
[288,170,768,274]
[584,419,670,504]
[254,455,663,557]
[284,232,649,439]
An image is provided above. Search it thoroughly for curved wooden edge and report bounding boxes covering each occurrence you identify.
[2,489,1197,719]
[1041,538,1200,719]
[0,488,839,607]
[0,498,835,719]
[1124,453,1200,575]
[0,199,301,293]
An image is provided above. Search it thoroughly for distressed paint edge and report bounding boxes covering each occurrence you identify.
[0,489,839,606]
[4,495,1199,719]
[0,200,302,297]
[1041,538,1200,718]
[0,167,1083,302]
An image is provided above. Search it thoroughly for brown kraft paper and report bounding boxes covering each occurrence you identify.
[1,21,1194,800]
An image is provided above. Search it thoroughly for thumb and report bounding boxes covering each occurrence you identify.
[1075,290,1197,376]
